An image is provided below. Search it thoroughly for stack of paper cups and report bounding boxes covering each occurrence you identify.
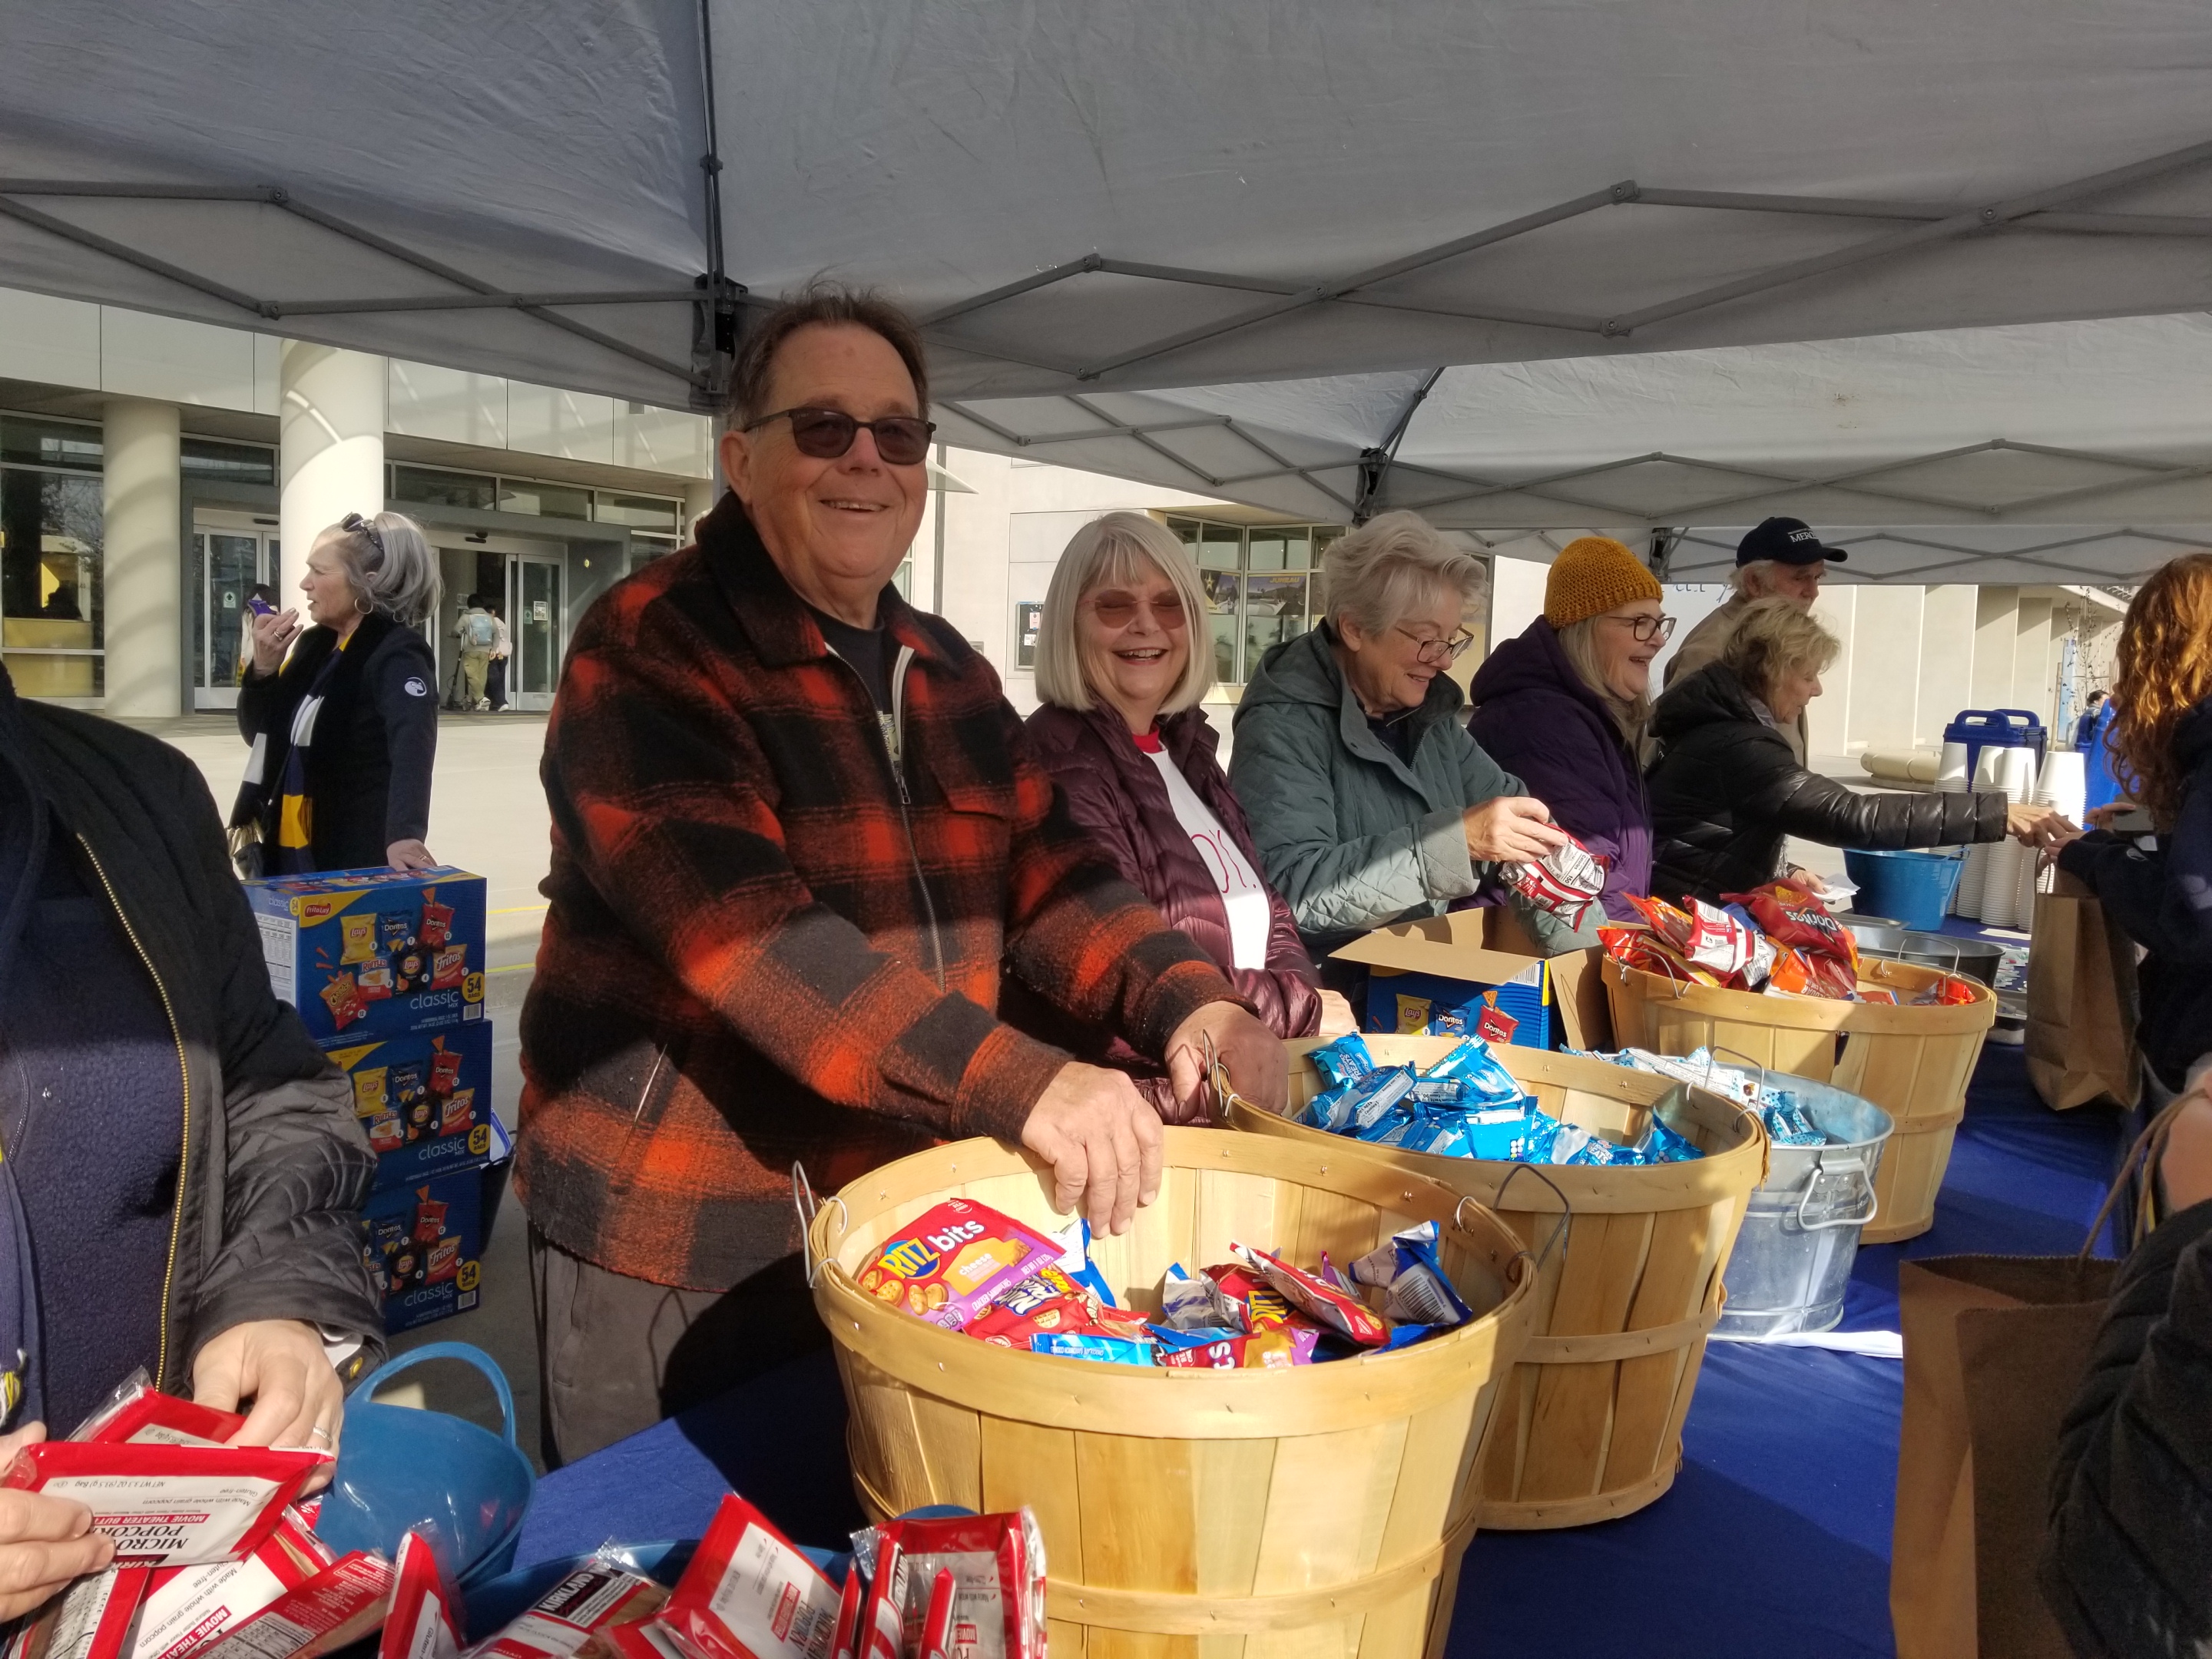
[2036,749,2088,826]
[1978,744,2039,927]
[1936,743,1972,912]
[1956,749,2005,919]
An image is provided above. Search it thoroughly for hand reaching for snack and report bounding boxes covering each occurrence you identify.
[2005,801,2081,848]
[1165,1000,1289,1122]
[1316,989,1360,1040]
[1021,1062,1164,1237]
[0,1423,114,1621]
[1462,796,1571,866]
[194,1319,346,1489]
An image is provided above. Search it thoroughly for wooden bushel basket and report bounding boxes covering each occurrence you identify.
[1604,954,1995,1243]
[1230,1038,1765,1529]
[806,1129,1538,1659]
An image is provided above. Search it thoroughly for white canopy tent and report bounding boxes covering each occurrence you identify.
[6,0,2212,579]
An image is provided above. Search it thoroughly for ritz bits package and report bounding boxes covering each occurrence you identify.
[242,868,486,1044]
[608,1494,841,1659]
[843,1512,1046,1659]
[2,1440,329,1566]
[855,1200,1059,1331]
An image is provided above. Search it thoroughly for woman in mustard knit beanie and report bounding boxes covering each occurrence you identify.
[1468,536,1667,922]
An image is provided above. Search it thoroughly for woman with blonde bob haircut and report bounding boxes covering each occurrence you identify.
[1023,514,1349,1107]
[1227,509,1580,970]
[1645,596,2067,904]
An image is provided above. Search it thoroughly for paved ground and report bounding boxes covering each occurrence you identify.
[135,711,553,1458]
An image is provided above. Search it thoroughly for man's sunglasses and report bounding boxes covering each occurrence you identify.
[1090,591,1187,631]
[746,406,937,466]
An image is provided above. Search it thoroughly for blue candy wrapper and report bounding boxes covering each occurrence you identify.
[1055,1218,1120,1306]
[1031,1330,1156,1366]
[1300,1084,1349,1131]
[1408,1076,1467,1106]
[1419,1038,1524,1106]
[1635,1113,1706,1164]
[1349,1222,1476,1335]
[1160,1262,1217,1330]
[1344,1065,1417,1132]
[1310,1032,1377,1090]
[1147,1323,1247,1353]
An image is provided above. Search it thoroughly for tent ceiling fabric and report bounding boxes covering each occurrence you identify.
[5,2,2212,579]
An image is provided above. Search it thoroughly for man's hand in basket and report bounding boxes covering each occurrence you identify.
[1022,1062,1164,1237]
[1165,1001,1290,1123]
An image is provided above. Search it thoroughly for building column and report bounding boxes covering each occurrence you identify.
[101,397,183,717]
[280,342,387,600]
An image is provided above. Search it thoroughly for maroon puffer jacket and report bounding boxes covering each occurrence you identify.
[1020,703,1321,1111]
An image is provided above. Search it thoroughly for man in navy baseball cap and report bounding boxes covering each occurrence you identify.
[1663,518,1847,760]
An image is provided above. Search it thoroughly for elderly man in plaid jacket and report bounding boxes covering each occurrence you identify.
[517,286,1286,1462]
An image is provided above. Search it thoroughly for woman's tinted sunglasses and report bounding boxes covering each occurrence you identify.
[746,406,937,466]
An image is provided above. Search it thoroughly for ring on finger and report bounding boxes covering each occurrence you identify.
[307,1425,333,1443]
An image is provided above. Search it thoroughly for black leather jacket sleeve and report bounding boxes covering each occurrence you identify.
[1740,739,2011,849]
[2041,1201,2212,1658]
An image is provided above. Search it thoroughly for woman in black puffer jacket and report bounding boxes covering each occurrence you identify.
[1644,598,2066,905]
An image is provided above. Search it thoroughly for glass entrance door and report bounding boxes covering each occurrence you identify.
[506,555,564,710]
[193,525,276,709]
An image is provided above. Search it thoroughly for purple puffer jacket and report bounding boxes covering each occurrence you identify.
[1467,618,1652,923]
[1022,703,1321,1111]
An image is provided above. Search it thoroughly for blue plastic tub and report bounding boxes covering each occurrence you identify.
[316,1343,536,1591]
[1842,849,1962,932]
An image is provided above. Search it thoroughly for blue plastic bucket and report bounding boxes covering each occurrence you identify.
[1842,849,1962,933]
[315,1343,536,1590]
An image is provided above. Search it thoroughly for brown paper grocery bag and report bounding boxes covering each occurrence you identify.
[2026,869,2141,1111]
[1891,1255,2118,1659]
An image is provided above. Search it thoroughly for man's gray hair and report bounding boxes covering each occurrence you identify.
[1730,559,1780,599]
[1323,511,1485,637]
[1034,512,1214,714]
[328,511,441,627]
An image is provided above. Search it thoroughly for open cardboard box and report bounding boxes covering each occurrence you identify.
[1329,904,1612,1051]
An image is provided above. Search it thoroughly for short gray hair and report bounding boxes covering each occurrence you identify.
[1323,510,1485,637]
[1034,512,1214,714]
[1730,560,1780,599]
[325,511,441,627]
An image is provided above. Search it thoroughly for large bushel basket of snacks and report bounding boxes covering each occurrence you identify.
[805,1128,1537,1659]
[1604,949,1994,1244]
[1230,1035,1766,1529]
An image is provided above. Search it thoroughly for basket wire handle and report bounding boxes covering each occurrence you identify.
[1481,1161,1572,1269]
[1201,1029,1248,1124]
[792,1161,849,1290]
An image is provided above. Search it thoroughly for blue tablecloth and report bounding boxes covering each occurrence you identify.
[512,1045,2122,1659]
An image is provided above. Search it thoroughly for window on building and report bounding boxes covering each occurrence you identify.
[180,438,276,488]
[498,478,591,521]
[0,453,104,699]
[1162,515,1344,687]
[391,465,497,512]
[0,413,101,473]
[595,492,681,532]
[628,534,678,572]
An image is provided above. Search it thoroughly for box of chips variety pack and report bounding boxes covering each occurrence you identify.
[323,1022,496,1190]
[357,1118,512,1334]
[243,867,487,1043]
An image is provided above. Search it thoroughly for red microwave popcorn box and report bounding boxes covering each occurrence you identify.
[73,1379,247,1449]
[379,1531,463,1659]
[851,1511,1047,1659]
[131,1510,333,1659]
[654,1493,843,1659]
[191,1552,397,1659]
[854,1200,1059,1331]
[468,1560,667,1659]
[3,1565,154,1659]
[4,1441,329,1567]
[1227,1243,1389,1347]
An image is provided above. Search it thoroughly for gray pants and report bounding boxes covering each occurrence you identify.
[528,1227,827,1469]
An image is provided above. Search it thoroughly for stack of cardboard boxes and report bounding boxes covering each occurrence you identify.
[245,867,508,1333]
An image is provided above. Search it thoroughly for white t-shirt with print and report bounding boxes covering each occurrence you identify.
[1134,731,1270,972]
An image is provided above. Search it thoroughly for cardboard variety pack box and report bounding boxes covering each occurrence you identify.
[244,867,487,1042]
[358,1117,512,1334]
[323,1022,495,1190]
[1330,906,1611,1052]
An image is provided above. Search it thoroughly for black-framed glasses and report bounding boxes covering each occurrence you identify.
[1393,625,1475,667]
[745,406,937,466]
[1603,612,1677,644]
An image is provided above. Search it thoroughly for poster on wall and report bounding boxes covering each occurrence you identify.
[1016,601,1042,669]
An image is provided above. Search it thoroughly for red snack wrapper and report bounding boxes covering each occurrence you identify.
[467,1561,667,1659]
[1723,882,1859,979]
[1474,999,1518,1043]
[318,975,366,1032]
[1156,1322,1322,1370]
[431,947,468,990]
[855,1200,1059,1331]
[191,1553,396,1659]
[829,1564,866,1659]
[131,1511,332,1659]
[917,1571,956,1659]
[963,1267,1098,1347]
[5,1566,154,1659]
[5,1442,329,1566]
[856,1512,1046,1659]
[419,896,454,949]
[379,1531,463,1659]
[73,1381,247,1449]
[1678,898,1759,979]
[1624,893,1696,950]
[1228,1243,1389,1346]
[413,1199,449,1244]
[1199,1266,1293,1334]
[428,1046,462,1094]
[658,1494,842,1659]
[1502,833,1609,931]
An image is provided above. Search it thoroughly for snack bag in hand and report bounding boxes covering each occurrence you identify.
[1502,834,1609,932]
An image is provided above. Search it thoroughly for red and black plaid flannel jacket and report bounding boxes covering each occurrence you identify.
[515,497,1239,1289]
